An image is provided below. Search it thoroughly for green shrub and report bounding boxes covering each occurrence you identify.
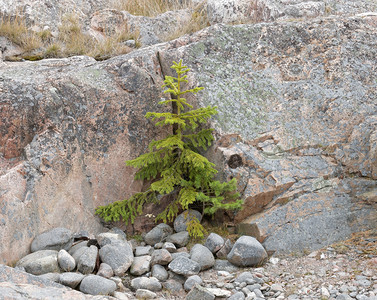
[96,60,243,237]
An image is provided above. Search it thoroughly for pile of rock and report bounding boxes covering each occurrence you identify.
[14,210,268,299]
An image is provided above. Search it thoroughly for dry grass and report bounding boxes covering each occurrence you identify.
[0,16,42,52]
[0,13,136,60]
[57,14,96,56]
[88,33,134,60]
[112,0,192,17]
[53,14,137,59]
[162,2,209,42]
[0,0,207,61]
[331,230,377,256]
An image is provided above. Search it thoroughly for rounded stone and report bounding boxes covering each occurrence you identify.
[151,264,169,281]
[59,272,85,288]
[96,231,127,247]
[173,210,202,233]
[166,231,190,248]
[205,233,225,253]
[16,250,60,275]
[130,255,152,276]
[79,274,117,295]
[68,241,88,256]
[97,263,114,278]
[77,245,98,274]
[171,252,190,260]
[228,291,246,300]
[135,246,153,257]
[144,223,173,246]
[184,275,203,291]
[216,239,233,259]
[31,227,73,253]
[227,236,267,267]
[162,279,183,293]
[162,242,176,253]
[57,249,75,272]
[186,284,215,300]
[131,276,162,292]
[99,241,134,276]
[150,249,172,266]
[190,244,215,271]
[135,289,157,299]
[168,256,200,276]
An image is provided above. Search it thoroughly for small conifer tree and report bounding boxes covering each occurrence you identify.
[96,60,242,237]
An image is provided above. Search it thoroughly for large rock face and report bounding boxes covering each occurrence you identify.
[1,11,376,263]
[206,0,377,25]
[0,51,168,264]
[159,14,377,253]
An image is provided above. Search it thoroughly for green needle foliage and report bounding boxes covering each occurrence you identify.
[96,60,242,238]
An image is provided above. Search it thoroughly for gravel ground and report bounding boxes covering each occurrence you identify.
[149,230,377,300]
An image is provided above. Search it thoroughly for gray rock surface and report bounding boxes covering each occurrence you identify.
[57,249,76,272]
[130,255,152,276]
[159,14,377,254]
[31,228,73,253]
[184,275,203,291]
[162,242,176,253]
[135,289,157,299]
[79,274,117,295]
[186,284,215,300]
[151,264,169,281]
[205,233,224,253]
[118,10,193,46]
[162,279,183,293]
[16,250,60,275]
[0,0,108,33]
[168,256,200,276]
[131,276,162,292]
[0,264,108,299]
[1,10,377,265]
[96,232,127,247]
[227,236,267,267]
[173,210,202,233]
[0,52,167,265]
[144,223,173,246]
[206,0,377,25]
[59,272,85,288]
[213,260,240,273]
[150,249,172,266]
[190,244,215,271]
[228,291,246,300]
[166,231,190,248]
[96,263,114,278]
[135,246,153,257]
[37,272,60,282]
[171,252,190,260]
[72,247,89,263]
[216,239,233,259]
[206,287,232,297]
[77,245,98,274]
[68,241,88,257]
[99,241,134,276]
[235,272,256,284]
[207,0,255,25]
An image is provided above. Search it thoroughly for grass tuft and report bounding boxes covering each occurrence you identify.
[0,16,42,52]
[162,2,208,42]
